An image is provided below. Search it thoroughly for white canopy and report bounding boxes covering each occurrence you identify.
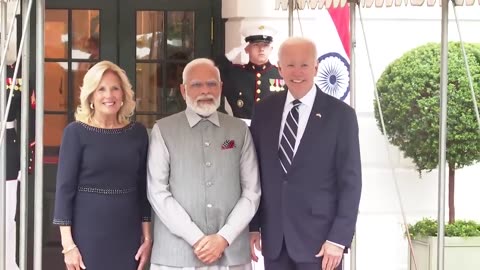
[275,0,479,9]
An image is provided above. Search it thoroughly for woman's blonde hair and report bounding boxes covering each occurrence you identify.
[75,61,135,125]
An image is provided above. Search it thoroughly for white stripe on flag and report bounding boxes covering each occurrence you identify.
[314,8,351,104]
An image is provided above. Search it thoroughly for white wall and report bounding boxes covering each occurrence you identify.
[221,1,480,269]
[354,6,480,270]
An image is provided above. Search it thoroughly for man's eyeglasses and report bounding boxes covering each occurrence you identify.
[188,80,220,89]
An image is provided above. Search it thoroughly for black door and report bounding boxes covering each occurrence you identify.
[41,0,219,269]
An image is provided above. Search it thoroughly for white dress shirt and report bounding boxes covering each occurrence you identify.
[278,85,317,153]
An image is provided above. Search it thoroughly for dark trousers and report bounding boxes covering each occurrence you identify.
[264,241,343,270]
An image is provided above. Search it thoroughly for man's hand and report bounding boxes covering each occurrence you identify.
[194,234,228,264]
[249,232,262,262]
[315,242,343,270]
[225,43,248,62]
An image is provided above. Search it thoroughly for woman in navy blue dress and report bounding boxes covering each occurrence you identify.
[53,61,152,270]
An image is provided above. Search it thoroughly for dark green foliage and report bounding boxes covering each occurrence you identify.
[374,42,480,173]
[408,218,480,239]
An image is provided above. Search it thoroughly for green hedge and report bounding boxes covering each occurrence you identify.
[408,218,480,239]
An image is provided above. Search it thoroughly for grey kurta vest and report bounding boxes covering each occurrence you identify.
[151,111,250,267]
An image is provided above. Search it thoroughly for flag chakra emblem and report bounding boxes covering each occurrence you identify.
[315,52,350,101]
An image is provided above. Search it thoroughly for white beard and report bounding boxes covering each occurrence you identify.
[185,93,220,117]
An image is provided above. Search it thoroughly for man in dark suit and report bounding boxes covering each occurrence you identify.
[249,37,362,270]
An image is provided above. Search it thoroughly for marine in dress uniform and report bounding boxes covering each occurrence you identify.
[4,63,35,177]
[4,62,35,270]
[216,24,285,120]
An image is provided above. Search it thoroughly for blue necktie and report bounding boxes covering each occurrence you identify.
[279,100,301,174]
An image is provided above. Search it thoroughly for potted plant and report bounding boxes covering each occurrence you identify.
[374,42,480,269]
[406,219,480,270]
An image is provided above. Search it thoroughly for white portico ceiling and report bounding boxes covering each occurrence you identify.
[275,0,479,9]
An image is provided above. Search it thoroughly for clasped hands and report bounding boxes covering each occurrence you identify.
[193,234,229,264]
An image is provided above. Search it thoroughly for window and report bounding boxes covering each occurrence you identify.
[44,9,99,157]
[135,11,194,128]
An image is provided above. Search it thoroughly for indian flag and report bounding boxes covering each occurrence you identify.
[314,6,351,104]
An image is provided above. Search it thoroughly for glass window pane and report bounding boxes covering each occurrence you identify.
[165,62,186,114]
[44,62,68,112]
[44,114,68,148]
[45,10,68,59]
[167,11,194,59]
[72,10,100,60]
[136,63,161,113]
[72,61,94,109]
[136,11,164,60]
[136,115,159,130]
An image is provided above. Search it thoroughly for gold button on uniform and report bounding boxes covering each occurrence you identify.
[257,80,261,85]
[256,89,261,94]
[257,73,261,78]
[256,98,261,102]
[237,99,244,108]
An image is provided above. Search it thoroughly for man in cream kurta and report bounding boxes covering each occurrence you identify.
[147,58,261,270]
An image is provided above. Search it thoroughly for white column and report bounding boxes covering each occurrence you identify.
[6,180,19,270]
[5,1,19,65]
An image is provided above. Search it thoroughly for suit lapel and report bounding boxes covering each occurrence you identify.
[266,91,288,157]
[289,87,328,172]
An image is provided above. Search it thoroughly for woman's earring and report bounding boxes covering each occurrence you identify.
[121,101,124,106]
[90,103,94,110]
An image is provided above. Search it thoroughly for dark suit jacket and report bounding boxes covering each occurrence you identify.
[249,86,362,263]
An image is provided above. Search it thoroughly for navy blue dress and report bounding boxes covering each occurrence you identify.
[53,121,151,270]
